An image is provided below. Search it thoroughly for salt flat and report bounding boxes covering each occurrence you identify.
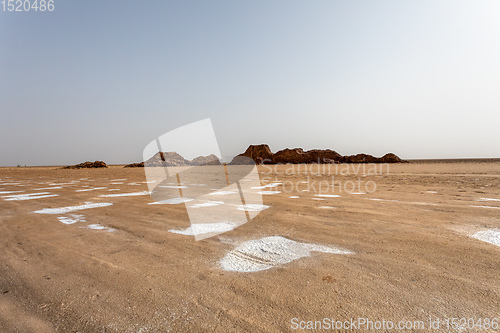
[0,162,499,332]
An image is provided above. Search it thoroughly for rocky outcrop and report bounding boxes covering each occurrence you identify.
[127,153,221,168]
[273,148,310,164]
[191,154,221,166]
[63,161,107,169]
[230,144,405,164]
[380,153,405,163]
[237,144,274,165]
[124,162,145,168]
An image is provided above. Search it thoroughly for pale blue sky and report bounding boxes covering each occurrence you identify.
[1,0,499,166]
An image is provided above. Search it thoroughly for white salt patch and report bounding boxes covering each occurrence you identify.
[3,192,58,201]
[368,198,399,202]
[108,189,121,191]
[34,202,113,214]
[408,202,437,206]
[208,190,238,196]
[220,236,354,272]
[127,183,141,185]
[76,187,107,192]
[0,183,22,185]
[85,224,115,232]
[0,191,24,194]
[58,214,85,225]
[426,191,438,194]
[5,194,58,201]
[99,191,150,197]
[312,198,326,201]
[189,184,208,186]
[350,192,366,195]
[169,222,237,236]
[258,191,281,195]
[289,196,300,199]
[318,206,336,209]
[143,180,160,184]
[302,190,310,192]
[471,229,500,247]
[110,179,127,181]
[315,194,341,198]
[236,204,270,212]
[470,205,500,210]
[477,198,500,202]
[110,182,124,185]
[158,185,188,189]
[251,182,282,190]
[301,181,309,184]
[149,197,194,205]
[190,201,225,208]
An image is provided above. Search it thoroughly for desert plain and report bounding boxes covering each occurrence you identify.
[0,161,499,332]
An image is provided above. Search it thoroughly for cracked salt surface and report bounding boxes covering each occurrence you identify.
[251,182,282,190]
[3,192,58,201]
[208,190,238,196]
[158,185,188,189]
[34,202,113,214]
[58,214,86,225]
[169,222,237,236]
[76,187,108,192]
[84,224,115,232]
[470,205,500,210]
[258,191,281,195]
[236,204,269,212]
[100,191,150,197]
[220,236,354,272]
[149,197,193,205]
[471,229,500,247]
[0,191,24,194]
[189,201,225,208]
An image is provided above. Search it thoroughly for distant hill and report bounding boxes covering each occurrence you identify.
[229,144,405,164]
[124,153,221,167]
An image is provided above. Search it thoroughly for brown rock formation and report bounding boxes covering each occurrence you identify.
[63,161,107,169]
[380,153,405,163]
[237,144,274,164]
[230,145,405,164]
[124,162,145,168]
[190,154,221,166]
[273,148,310,164]
[127,153,221,168]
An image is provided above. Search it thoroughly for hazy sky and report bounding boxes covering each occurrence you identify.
[1,0,499,166]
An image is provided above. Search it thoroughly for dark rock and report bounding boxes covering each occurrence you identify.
[235,144,274,164]
[124,162,144,168]
[230,145,405,164]
[273,148,310,164]
[63,161,107,169]
[191,154,221,166]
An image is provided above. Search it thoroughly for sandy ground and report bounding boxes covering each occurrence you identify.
[0,162,499,332]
